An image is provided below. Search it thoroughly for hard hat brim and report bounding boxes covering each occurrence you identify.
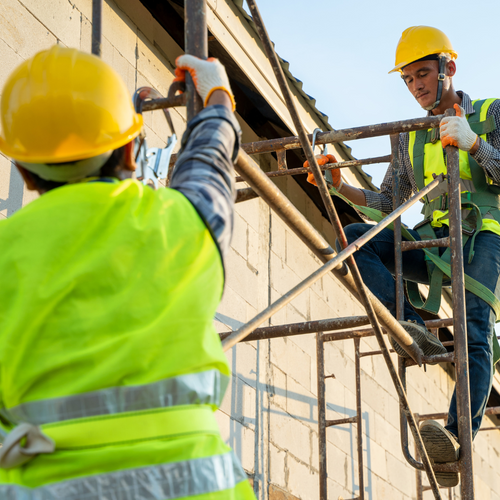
[389,50,458,74]
[0,115,143,165]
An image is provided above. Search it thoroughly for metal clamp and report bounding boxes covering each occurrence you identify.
[133,87,178,189]
[311,128,333,187]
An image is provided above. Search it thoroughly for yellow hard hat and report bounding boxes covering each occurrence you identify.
[0,46,143,164]
[389,26,458,74]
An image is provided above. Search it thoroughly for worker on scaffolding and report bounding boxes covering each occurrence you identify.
[307,26,500,487]
[0,46,255,500]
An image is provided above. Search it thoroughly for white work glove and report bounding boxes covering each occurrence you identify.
[440,103,478,151]
[174,55,235,111]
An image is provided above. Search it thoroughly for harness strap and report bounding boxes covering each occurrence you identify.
[405,221,445,314]
[329,187,500,363]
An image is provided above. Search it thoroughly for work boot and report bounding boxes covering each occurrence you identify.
[390,320,447,358]
[420,420,460,487]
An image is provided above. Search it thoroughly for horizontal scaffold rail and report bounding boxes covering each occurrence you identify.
[145,99,444,170]
[221,173,445,353]
[241,115,443,155]
[220,317,453,343]
[234,155,391,182]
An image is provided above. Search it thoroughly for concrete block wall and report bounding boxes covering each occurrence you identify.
[2,1,500,499]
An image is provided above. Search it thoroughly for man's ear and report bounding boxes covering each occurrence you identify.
[123,140,137,172]
[446,60,456,77]
[15,163,40,192]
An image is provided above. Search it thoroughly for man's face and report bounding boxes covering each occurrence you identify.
[401,60,440,109]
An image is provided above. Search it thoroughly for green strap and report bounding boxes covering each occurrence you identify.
[470,115,496,135]
[331,187,500,363]
[330,187,500,321]
[413,130,428,192]
[406,222,444,313]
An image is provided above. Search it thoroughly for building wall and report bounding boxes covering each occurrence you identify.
[1,1,500,499]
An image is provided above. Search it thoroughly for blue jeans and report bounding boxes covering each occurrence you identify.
[342,223,500,439]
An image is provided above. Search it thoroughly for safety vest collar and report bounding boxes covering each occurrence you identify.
[0,450,247,500]
[0,369,229,427]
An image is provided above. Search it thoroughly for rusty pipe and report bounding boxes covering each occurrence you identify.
[219,315,371,341]
[91,0,102,57]
[234,155,392,183]
[241,116,444,156]
[221,171,444,351]
[185,0,207,120]
[142,94,187,112]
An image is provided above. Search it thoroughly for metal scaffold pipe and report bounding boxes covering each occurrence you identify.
[91,0,102,57]
[222,173,444,351]
[241,115,443,155]
[234,155,392,183]
[185,0,207,120]
[232,150,427,362]
[243,1,442,494]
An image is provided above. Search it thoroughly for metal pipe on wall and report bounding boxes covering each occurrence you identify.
[222,163,443,352]
[185,0,207,120]
[91,0,102,57]
[241,116,443,156]
[446,132,474,498]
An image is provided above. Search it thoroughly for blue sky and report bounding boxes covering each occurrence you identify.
[249,0,500,226]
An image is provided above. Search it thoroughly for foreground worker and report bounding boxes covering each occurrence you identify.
[308,26,500,487]
[0,46,255,500]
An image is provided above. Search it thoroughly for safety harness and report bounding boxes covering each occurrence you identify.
[331,99,500,363]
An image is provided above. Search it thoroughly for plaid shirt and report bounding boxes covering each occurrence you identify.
[170,105,241,264]
[362,92,500,214]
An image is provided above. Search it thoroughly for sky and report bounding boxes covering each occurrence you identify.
[245,0,500,227]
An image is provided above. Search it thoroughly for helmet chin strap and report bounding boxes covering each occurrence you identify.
[422,55,447,111]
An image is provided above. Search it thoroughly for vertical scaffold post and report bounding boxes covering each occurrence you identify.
[445,109,474,498]
[391,133,442,498]
[354,338,365,499]
[91,0,102,57]
[185,0,207,120]
[316,333,328,499]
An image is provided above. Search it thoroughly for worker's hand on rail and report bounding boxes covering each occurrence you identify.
[174,55,236,111]
[440,103,478,151]
[304,154,342,189]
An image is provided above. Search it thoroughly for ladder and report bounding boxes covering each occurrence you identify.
[88,0,500,498]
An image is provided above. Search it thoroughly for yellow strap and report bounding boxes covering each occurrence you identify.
[41,405,218,450]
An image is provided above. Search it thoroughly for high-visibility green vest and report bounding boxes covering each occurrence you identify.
[0,179,254,500]
[328,100,500,363]
[408,98,500,237]
[405,98,500,363]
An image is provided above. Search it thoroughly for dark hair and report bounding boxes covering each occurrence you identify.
[29,146,127,191]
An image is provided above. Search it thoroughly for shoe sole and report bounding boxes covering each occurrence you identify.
[420,424,459,488]
[390,321,447,358]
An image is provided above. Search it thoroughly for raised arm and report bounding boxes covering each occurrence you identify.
[169,57,241,264]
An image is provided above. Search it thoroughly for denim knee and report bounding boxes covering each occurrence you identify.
[338,223,373,251]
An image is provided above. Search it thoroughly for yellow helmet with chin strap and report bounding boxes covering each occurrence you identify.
[0,46,143,181]
[389,26,458,111]
[389,26,457,74]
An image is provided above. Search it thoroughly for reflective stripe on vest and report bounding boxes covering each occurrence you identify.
[0,369,229,427]
[0,451,247,500]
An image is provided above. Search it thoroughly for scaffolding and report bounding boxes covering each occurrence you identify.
[87,0,500,498]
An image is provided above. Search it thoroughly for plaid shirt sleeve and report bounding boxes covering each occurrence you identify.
[360,132,416,214]
[471,98,500,184]
[170,105,241,264]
